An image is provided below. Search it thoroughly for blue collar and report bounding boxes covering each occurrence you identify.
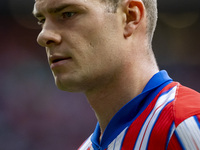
[91,70,173,149]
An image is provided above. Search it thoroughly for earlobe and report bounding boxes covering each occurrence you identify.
[123,0,144,38]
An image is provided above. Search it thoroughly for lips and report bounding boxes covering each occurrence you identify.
[52,57,67,63]
[49,55,72,68]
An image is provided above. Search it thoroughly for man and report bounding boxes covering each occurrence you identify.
[33,0,200,149]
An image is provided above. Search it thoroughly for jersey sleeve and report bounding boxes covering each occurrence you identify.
[167,114,200,150]
[167,83,200,149]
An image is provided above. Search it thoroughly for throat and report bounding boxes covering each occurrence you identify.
[86,85,136,134]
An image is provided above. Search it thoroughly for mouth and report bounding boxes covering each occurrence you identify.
[49,55,72,68]
[52,58,69,63]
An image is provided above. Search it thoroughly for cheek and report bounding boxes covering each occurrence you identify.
[79,32,122,74]
[64,15,123,69]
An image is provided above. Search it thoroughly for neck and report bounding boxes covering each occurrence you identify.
[85,58,159,134]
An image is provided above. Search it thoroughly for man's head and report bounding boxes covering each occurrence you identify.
[33,0,158,93]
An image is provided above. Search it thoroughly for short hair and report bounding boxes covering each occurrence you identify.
[102,0,158,43]
[142,0,158,43]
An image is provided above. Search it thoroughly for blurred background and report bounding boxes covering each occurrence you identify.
[0,0,200,149]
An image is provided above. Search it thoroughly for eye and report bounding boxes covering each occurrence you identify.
[37,18,45,26]
[62,12,76,18]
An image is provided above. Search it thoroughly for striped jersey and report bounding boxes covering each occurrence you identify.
[78,70,200,150]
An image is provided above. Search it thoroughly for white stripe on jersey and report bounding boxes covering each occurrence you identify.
[167,123,176,146]
[79,135,92,150]
[107,127,128,150]
[176,116,200,150]
[134,86,177,150]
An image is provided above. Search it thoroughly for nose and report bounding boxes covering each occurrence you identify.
[37,26,62,47]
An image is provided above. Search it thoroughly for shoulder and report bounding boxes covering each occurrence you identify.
[168,84,200,149]
[164,83,200,149]
[173,83,200,126]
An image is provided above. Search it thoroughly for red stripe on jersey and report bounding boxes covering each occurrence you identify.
[193,138,199,150]
[121,98,156,149]
[174,84,200,126]
[78,141,86,149]
[167,133,183,150]
[121,82,178,149]
[148,102,174,149]
[196,114,200,122]
[78,136,92,150]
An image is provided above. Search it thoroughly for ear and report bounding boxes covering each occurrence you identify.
[123,0,145,38]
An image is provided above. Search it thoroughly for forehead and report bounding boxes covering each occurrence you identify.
[34,0,100,10]
[33,0,103,16]
[34,0,75,10]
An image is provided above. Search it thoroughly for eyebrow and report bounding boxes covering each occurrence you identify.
[48,4,71,14]
[33,4,73,18]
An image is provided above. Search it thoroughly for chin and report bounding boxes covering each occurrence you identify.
[55,79,85,93]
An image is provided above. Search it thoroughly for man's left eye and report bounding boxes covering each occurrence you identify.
[62,12,76,18]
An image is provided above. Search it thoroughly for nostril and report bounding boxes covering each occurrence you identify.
[46,40,55,45]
